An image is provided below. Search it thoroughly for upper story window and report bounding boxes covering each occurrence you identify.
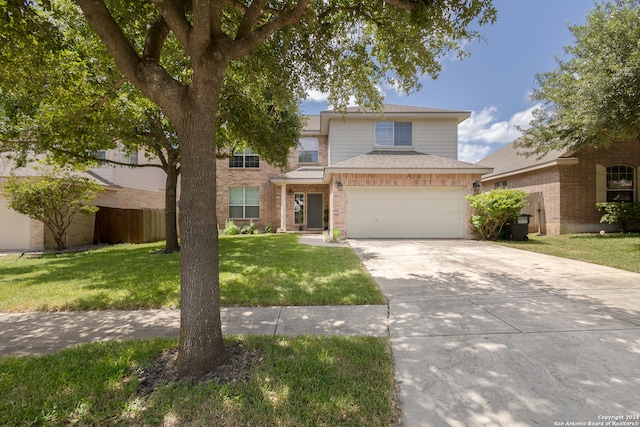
[121,149,138,165]
[607,165,635,202]
[229,148,259,168]
[90,150,107,166]
[298,137,319,163]
[375,121,412,147]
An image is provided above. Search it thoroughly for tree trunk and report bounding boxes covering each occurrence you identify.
[175,69,228,377]
[164,165,180,252]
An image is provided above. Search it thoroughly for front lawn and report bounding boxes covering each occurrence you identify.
[0,234,385,312]
[0,336,398,427]
[494,232,640,273]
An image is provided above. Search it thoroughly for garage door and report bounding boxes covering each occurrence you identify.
[346,186,466,238]
[0,195,32,250]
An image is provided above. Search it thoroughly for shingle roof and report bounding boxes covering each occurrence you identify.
[340,104,469,115]
[478,141,574,179]
[327,151,493,173]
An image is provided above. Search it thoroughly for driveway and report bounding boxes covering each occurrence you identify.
[349,239,640,427]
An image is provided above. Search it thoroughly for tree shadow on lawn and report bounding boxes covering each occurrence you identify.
[218,235,384,306]
[0,243,181,311]
[1,235,383,311]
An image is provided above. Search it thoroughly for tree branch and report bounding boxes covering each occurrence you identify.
[235,0,269,40]
[150,0,193,49]
[230,0,310,59]
[143,17,170,60]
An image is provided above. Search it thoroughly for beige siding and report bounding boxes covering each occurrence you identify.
[91,165,167,194]
[329,119,375,164]
[329,118,460,164]
[413,119,458,159]
[0,194,32,250]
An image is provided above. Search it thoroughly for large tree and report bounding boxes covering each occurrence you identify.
[31,0,496,377]
[517,0,640,156]
[1,2,303,253]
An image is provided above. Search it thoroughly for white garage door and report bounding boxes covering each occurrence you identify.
[0,195,32,250]
[346,186,466,238]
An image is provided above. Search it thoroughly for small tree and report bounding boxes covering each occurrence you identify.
[466,189,529,240]
[596,202,640,232]
[3,166,103,250]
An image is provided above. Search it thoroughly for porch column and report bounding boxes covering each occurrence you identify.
[280,184,287,231]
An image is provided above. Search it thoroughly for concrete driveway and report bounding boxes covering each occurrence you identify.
[349,239,640,427]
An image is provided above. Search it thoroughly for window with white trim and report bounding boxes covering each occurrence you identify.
[294,193,305,224]
[607,165,635,202]
[375,121,412,147]
[229,187,260,219]
[229,148,259,168]
[298,138,319,163]
[121,149,138,165]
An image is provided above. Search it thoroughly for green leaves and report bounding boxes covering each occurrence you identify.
[466,189,529,240]
[596,201,640,232]
[3,164,104,249]
[519,0,640,155]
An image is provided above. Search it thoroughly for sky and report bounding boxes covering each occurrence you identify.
[301,0,596,163]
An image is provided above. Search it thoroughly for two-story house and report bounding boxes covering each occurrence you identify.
[0,147,168,251]
[215,104,493,239]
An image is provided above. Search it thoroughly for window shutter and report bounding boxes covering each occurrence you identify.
[595,164,606,202]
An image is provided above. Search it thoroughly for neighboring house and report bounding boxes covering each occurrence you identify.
[0,148,168,251]
[216,104,492,239]
[478,140,640,235]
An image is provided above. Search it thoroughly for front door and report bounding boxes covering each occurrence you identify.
[307,193,323,229]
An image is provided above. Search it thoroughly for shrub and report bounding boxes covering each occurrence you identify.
[596,202,640,232]
[223,219,239,235]
[264,224,273,234]
[466,189,529,241]
[239,221,257,235]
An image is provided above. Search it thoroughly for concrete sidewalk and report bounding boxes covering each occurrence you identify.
[0,305,388,356]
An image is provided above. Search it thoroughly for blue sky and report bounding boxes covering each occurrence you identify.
[301,0,596,163]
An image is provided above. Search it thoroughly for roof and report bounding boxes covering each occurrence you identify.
[310,104,471,135]
[479,141,577,180]
[326,151,493,174]
[339,104,470,115]
[271,166,327,184]
[0,153,114,186]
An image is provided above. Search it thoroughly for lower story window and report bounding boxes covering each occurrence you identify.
[294,193,304,224]
[607,165,635,202]
[229,187,259,219]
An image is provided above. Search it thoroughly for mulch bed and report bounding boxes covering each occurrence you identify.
[136,343,264,396]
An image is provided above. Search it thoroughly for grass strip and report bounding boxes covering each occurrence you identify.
[494,232,640,273]
[0,336,397,426]
[0,234,385,312]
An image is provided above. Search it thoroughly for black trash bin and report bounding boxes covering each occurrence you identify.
[507,214,531,241]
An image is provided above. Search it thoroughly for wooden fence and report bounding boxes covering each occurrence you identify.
[94,207,165,244]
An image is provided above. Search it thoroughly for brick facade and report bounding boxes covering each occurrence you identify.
[214,136,329,232]
[482,141,640,235]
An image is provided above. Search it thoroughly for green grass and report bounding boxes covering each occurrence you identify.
[0,234,385,312]
[0,336,397,427]
[494,232,640,273]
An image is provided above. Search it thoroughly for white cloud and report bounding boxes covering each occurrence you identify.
[458,104,539,144]
[306,89,329,103]
[458,143,492,164]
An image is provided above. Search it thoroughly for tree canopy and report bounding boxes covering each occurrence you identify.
[5,0,497,378]
[517,0,640,156]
